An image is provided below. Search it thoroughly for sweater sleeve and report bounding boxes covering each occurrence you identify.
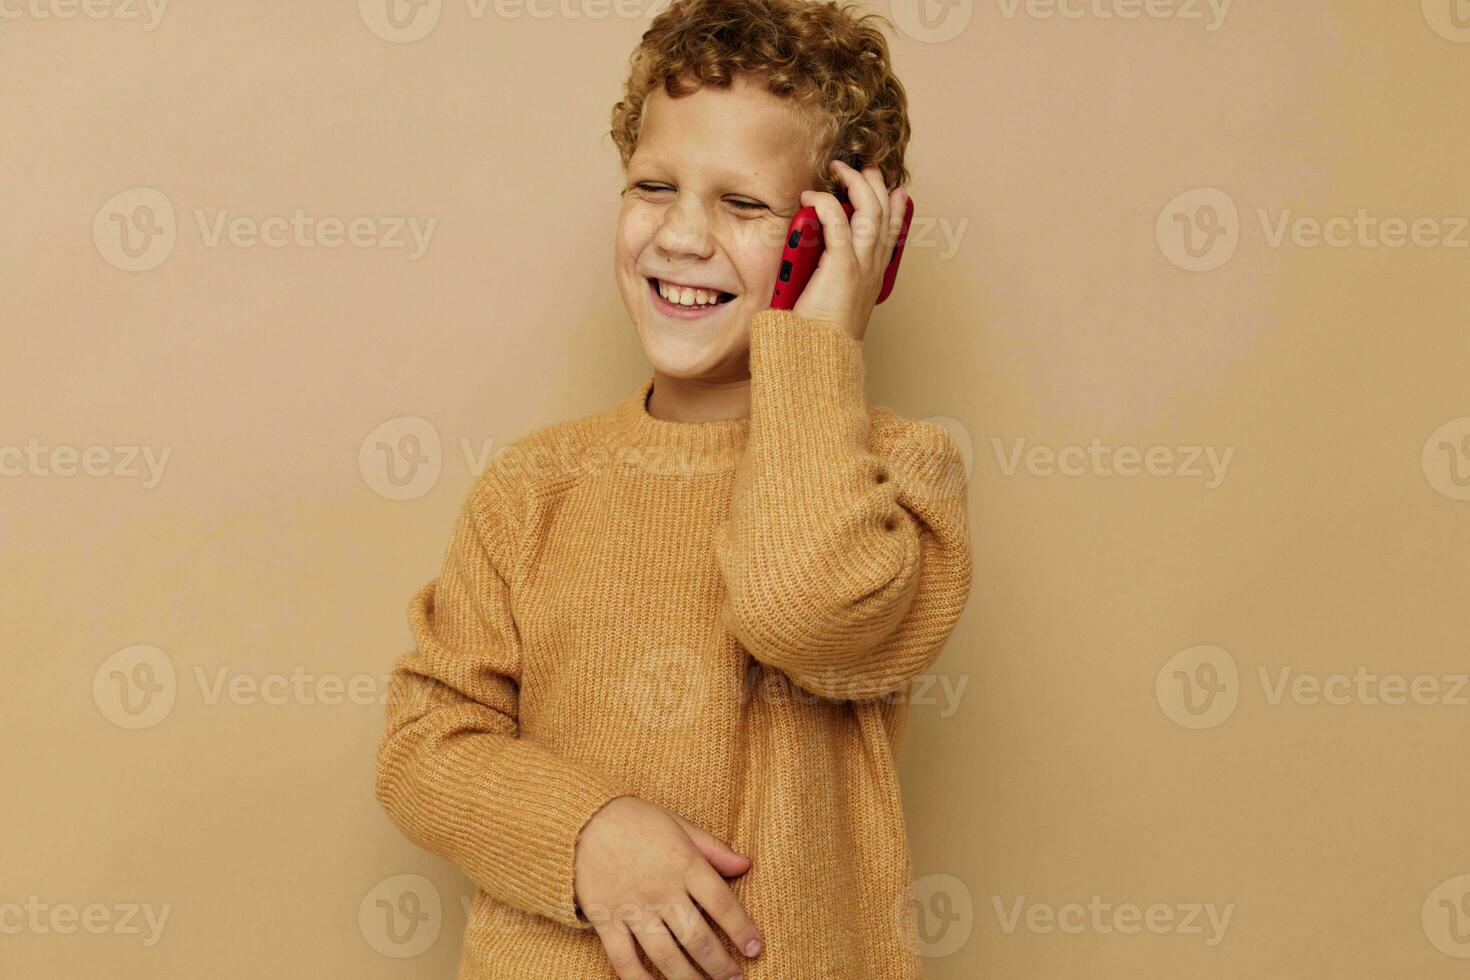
[713,309,973,701]
[374,466,634,930]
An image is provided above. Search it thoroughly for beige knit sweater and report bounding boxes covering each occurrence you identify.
[375,310,973,978]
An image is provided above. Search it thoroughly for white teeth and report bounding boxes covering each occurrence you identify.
[657,279,724,307]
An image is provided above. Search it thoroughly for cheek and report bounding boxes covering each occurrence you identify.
[730,225,783,294]
[618,204,659,259]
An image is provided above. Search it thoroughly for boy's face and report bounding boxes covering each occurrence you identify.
[614,72,815,383]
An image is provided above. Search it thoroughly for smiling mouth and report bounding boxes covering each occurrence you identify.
[647,277,737,310]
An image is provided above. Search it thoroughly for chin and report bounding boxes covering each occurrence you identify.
[634,321,741,379]
[627,289,758,380]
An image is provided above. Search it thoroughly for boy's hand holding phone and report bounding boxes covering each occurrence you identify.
[779,159,912,343]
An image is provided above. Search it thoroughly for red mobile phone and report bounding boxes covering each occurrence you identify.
[769,195,915,310]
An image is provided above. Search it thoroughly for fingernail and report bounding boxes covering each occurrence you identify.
[745,939,763,956]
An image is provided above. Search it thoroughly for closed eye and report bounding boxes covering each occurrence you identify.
[630,183,768,214]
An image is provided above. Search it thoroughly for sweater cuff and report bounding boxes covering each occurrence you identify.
[747,310,869,463]
[489,755,633,930]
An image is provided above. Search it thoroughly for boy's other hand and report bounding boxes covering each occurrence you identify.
[574,796,763,980]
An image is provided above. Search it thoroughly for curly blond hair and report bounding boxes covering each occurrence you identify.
[609,0,911,197]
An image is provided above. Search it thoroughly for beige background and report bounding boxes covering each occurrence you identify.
[4,0,1470,976]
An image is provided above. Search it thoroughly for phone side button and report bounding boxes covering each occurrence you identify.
[779,260,793,282]
[787,230,802,248]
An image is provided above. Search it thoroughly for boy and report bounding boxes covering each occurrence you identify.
[375,1,972,976]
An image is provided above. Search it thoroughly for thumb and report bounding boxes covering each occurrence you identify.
[673,815,752,877]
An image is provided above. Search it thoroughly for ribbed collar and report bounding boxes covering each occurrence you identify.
[603,376,750,473]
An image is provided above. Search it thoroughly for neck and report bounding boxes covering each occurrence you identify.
[646,369,752,423]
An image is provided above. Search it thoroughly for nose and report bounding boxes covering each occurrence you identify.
[653,193,715,263]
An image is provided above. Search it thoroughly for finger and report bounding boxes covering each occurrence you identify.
[883,185,908,261]
[829,160,886,255]
[860,162,891,211]
[663,899,742,980]
[799,190,855,263]
[672,816,751,878]
[632,913,703,980]
[596,920,657,980]
[686,860,763,962]
[831,158,884,216]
